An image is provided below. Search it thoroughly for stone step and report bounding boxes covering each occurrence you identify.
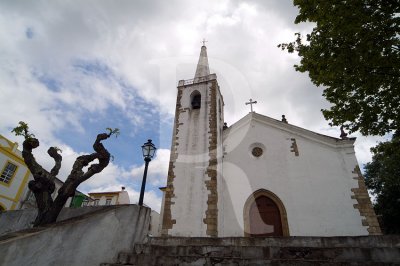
[100,236,400,265]
[148,236,400,248]
[117,246,400,264]
[108,254,396,266]
[131,244,268,258]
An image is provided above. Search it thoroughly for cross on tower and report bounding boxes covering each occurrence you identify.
[202,38,208,46]
[245,98,257,112]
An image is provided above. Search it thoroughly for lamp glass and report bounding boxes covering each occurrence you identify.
[142,139,156,159]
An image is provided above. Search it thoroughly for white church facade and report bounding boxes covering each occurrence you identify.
[159,45,381,238]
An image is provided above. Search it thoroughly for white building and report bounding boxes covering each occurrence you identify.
[160,45,381,237]
[87,187,130,206]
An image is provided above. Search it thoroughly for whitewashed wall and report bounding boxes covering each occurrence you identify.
[169,82,211,237]
[220,113,368,237]
[169,76,224,237]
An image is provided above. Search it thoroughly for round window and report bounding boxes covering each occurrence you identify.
[252,147,263,157]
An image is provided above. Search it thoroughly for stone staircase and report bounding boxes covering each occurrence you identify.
[101,236,400,265]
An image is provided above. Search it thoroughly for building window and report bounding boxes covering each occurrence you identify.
[0,162,17,184]
[82,200,88,206]
[93,199,99,206]
[105,198,112,206]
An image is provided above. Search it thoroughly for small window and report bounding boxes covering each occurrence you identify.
[82,200,88,206]
[0,162,17,184]
[249,143,266,158]
[93,199,99,206]
[252,147,263,157]
[191,93,201,109]
[105,198,112,206]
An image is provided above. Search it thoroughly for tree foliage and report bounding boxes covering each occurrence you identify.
[279,0,400,136]
[11,121,35,139]
[12,122,119,227]
[106,127,120,137]
[365,133,400,234]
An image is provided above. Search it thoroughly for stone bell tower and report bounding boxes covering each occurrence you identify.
[161,44,224,237]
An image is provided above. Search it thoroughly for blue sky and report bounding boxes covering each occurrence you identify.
[0,0,387,211]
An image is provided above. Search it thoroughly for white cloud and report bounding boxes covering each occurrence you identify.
[123,149,170,187]
[84,183,162,212]
[128,189,163,212]
[0,0,389,213]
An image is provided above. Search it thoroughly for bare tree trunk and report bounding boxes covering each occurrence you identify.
[22,133,112,227]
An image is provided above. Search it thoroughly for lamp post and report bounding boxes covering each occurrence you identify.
[139,139,157,206]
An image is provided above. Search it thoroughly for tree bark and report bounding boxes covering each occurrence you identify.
[22,133,111,227]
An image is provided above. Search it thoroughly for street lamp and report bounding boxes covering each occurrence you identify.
[139,139,157,206]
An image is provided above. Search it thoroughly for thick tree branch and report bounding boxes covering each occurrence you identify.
[22,138,50,180]
[56,133,111,199]
[80,133,111,182]
[48,147,62,179]
[21,137,56,226]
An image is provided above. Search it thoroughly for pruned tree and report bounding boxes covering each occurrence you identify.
[12,121,119,227]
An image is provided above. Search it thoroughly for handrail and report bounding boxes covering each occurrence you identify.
[178,74,216,86]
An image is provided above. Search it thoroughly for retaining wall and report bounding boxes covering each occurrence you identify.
[0,205,151,266]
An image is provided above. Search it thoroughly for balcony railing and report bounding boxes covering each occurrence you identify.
[178,74,217,87]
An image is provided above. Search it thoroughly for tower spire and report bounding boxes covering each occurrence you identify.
[194,41,210,78]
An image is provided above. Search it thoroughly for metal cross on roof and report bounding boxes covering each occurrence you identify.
[245,98,257,112]
[202,38,208,46]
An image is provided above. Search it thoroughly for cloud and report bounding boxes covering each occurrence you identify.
[123,149,170,187]
[0,0,389,214]
[128,189,163,212]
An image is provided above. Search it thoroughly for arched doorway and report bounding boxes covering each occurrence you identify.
[244,189,289,237]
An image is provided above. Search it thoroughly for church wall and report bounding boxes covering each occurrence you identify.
[220,116,370,237]
[166,79,219,237]
[162,74,224,237]
[170,83,209,237]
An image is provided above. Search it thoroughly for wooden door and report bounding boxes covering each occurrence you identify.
[249,196,283,236]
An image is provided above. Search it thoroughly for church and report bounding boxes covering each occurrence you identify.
[159,44,381,238]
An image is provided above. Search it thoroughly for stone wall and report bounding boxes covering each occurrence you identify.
[103,236,400,265]
[351,166,382,234]
[161,85,182,235]
[0,205,115,236]
[0,205,151,266]
[204,80,219,237]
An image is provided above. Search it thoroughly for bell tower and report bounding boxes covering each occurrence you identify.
[161,44,224,237]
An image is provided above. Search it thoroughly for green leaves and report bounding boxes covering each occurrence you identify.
[280,0,400,136]
[11,121,35,139]
[365,135,400,234]
[106,127,120,138]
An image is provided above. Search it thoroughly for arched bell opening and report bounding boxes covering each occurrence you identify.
[190,90,201,109]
